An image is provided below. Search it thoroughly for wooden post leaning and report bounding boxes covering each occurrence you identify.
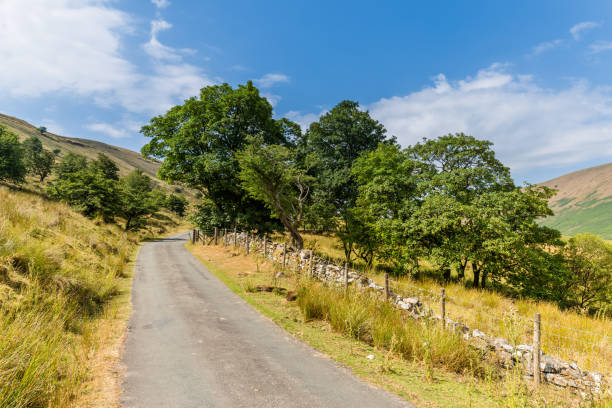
[384,272,389,300]
[440,288,446,328]
[344,263,349,295]
[533,313,541,387]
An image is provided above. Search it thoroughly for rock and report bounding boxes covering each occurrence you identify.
[275,272,285,278]
[540,354,566,374]
[590,372,603,383]
[285,291,297,301]
[472,329,486,339]
[366,354,375,360]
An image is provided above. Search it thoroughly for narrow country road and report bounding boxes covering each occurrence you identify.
[121,232,414,408]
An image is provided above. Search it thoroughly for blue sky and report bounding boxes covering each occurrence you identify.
[2,1,612,183]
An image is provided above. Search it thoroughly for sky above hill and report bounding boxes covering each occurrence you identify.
[2,0,612,183]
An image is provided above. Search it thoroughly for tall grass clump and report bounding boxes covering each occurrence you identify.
[296,279,489,377]
[0,187,136,407]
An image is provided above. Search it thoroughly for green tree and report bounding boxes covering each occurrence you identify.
[165,193,188,217]
[408,133,516,282]
[0,126,27,184]
[91,153,119,180]
[562,233,612,312]
[299,100,394,261]
[352,143,426,273]
[49,166,121,221]
[119,170,160,230]
[50,154,122,221]
[237,137,313,249]
[55,153,88,179]
[37,126,47,135]
[141,81,297,232]
[23,136,55,181]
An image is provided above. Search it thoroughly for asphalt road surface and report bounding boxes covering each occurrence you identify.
[121,232,414,408]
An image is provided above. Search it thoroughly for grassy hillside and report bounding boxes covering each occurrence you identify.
[0,113,160,178]
[0,186,137,407]
[540,162,612,239]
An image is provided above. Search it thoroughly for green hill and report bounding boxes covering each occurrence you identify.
[540,162,612,239]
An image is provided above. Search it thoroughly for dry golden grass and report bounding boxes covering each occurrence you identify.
[286,232,612,376]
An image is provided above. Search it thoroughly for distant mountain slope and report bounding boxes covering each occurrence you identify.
[0,113,160,178]
[540,162,612,239]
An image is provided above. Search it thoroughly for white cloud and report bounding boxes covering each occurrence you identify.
[285,110,326,131]
[144,19,182,61]
[367,64,612,173]
[0,0,213,115]
[151,0,170,9]
[0,0,134,97]
[86,122,130,139]
[531,39,564,55]
[255,73,290,88]
[589,41,612,54]
[261,93,281,107]
[570,21,600,40]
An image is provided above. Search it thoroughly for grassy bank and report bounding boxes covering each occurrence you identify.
[278,232,612,376]
[187,242,609,408]
[0,186,144,407]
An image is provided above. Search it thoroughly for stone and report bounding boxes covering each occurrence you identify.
[285,291,297,302]
[472,329,486,339]
[590,372,603,383]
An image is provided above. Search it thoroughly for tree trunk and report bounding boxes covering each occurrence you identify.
[272,199,303,249]
[480,270,488,289]
[125,217,132,231]
[472,265,480,288]
[458,259,468,280]
[443,267,451,282]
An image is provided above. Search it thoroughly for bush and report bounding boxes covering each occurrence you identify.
[0,126,26,184]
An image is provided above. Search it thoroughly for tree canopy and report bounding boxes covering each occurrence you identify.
[23,136,55,182]
[141,81,299,231]
[0,126,27,184]
[237,136,312,248]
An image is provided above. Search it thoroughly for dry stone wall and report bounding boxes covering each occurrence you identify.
[221,231,610,397]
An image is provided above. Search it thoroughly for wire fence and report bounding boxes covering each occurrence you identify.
[190,227,612,376]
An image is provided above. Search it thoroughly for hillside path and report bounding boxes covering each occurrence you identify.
[121,232,414,408]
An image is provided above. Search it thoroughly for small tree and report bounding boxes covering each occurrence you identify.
[91,153,120,180]
[119,170,160,230]
[23,136,55,181]
[165,193,188,216]
[37,126,47,135]
[55,153,88,179]
[563,233,612,312]
[50,155,122,221]
[237,136,312,249]
[0,126,27,184]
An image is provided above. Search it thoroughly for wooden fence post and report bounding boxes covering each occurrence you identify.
[213,227,218,246]
[384,272,389,300]
[246,232,250,255]
[533,313,541,387]
[223,228,227,246]
[440,288,446,328]
[192,229,196,244]
[282,243,287,267]
[263,234,267,259]
[344,263,348,295]
[309,250,313,277]
[233,226,237,247]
